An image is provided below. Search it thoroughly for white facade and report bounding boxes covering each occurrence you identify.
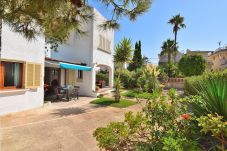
[49,8,114,96]
[0,24,45,115]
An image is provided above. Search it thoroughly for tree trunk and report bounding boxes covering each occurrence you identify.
[168,52,171,64]
[174,31,177,63]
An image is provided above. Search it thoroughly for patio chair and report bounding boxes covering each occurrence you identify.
[70,86,80,100]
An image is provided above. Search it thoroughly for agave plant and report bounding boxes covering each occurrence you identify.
[187,74,227,120]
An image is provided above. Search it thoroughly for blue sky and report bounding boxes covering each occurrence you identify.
[91,0,227,64]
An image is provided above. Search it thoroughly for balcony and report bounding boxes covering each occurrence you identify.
[220,59,227,69]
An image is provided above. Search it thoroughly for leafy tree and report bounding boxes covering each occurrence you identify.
[114,38,132,102]
[178,55,206,76]
[168,14,186,62]
[128,40,143,71]
[0,0,152,82]
[1,0,152,50]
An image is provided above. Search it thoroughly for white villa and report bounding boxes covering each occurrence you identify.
[0,24,45,115]
[45,8,114,97]
[0,8,114,115]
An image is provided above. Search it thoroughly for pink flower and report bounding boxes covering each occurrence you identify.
[180,114,191,120]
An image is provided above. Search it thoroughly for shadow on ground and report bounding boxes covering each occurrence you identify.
[51,105,106,117]
[51,107,87,117]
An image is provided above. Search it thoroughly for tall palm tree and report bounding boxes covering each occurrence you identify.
[113,38,132,102]
[168,14,186,62]
[160,39,176,64]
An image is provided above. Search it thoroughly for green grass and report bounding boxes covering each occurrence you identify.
[91,97,136,108]
[122,90,160,100]
[122,90,139,98]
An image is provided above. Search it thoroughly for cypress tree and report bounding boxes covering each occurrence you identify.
[128,41,143,71]
[137,40,143,67]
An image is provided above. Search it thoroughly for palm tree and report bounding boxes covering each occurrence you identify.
[160,39,176,64]
[168,14,186,62]
[113,38,132,102]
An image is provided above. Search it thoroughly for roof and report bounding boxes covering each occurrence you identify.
[209,48,227,56]
[45,57,86,66]
[186,50,213,54]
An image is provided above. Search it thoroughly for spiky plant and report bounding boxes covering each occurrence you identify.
[113,38,132,102]
[143,65,160,93]
[187,72,227,120]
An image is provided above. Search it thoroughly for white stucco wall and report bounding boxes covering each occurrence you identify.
[49,8,114,97]
[0,24,45,115]
[92,9,114,89]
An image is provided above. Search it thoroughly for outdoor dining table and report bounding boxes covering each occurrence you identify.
[61,86,80,101]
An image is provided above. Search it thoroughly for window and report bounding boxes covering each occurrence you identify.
[78,70,83,79]
[98,35,111,53]
[0,62,23,89]
[25,63,42,88]
[66,70,76,85]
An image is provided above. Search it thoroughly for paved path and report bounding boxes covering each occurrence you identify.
[0,97,142,151]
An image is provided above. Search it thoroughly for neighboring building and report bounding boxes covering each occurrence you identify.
[186,49,213,69]
[208,47,227,70]
[0,24,45,115]
[45,8,114,97]
[186,49,212,60]
[158,51,184,65]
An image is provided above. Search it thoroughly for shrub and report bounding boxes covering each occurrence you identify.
[168,88,178,103]
[184,70,227,95]
[184,70,227,119]
[158,66,169,83]
[197,114,227,150]
[143,65,161,93]
[119,69,136,88]
[178,55,206,76]
[96,70,109,85]
[160,62,180,78]
[93,111,148,151]
[94,93,200,151]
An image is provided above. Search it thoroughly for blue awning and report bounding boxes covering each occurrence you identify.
[60,62,92,71]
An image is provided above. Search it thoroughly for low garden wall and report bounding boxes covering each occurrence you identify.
[165,78,184,89]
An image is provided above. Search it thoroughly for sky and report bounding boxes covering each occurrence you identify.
[90,0,227,64]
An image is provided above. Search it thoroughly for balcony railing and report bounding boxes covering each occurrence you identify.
[220,60,227,65]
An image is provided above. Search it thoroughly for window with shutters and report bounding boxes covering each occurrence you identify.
[98,35,111,53]
[66,70,76,85]
[0,61,23,89]
[25,63,42,88]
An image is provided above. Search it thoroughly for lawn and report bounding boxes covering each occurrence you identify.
[122,90,160,100]
[91,97,136,108]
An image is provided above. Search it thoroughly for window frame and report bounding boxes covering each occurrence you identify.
[0,61,23,90]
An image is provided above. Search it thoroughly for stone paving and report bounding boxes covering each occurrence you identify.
[0,97,142,151]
